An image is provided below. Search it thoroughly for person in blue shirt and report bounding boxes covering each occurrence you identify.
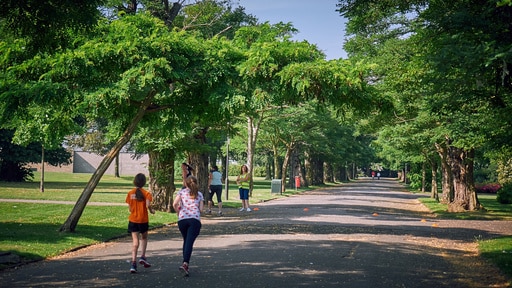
[207,165,223,215]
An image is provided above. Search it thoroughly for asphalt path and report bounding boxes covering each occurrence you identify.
[1,178,511,287]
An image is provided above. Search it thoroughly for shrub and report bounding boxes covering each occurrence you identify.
[497,183,512,204]
[475,183,501,194]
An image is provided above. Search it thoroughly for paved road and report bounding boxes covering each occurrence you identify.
[1,179,511,287]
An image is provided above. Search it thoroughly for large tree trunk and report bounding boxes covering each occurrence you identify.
[324,162,334,183]
[430,158,439,201]
[306,154,323,185]
[189,151,209,197]
[60,90,156,232]
[188,127,210,195]
[448,147,481,212]
[148,150,176,212]
[435,142,453,204]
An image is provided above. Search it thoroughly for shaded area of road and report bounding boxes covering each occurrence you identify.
[1,178,510,287]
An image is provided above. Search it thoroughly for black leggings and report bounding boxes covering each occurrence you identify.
[208,185,223,203]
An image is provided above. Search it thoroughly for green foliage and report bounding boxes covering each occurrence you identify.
[0,129,71,182]
[0,0,106,54]
[497,158,512,185]
[497,183,512,204]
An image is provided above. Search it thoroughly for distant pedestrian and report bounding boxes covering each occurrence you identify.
[371,171,375,180]
[173,175,204,277]
[181,162,194,188]
[125,173,155,273]
[236,164,251,212]
[207,165,223,216]
[377,172,381,180]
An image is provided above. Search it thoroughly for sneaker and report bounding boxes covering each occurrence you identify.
[246,208,251,212]
[206,209,212,214]
[218,211,223,216]
[130,262,137,273]
[239,208,245,212]
[139,257,151,268]
[179,263,189,277]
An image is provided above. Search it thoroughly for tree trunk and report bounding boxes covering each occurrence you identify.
[324,162,334,183]
[447,147,481,212]
[265,152,272,180]
[435,142,453,204]
[430,158,439,201]
[40,145,45,193]
[114,153,120,178]
[292,147,304,187]
[280,143,294,193]
[60,90,156,232]
[272,144,280,179]
[189,151,209,197]
[307,155,323,185]
[187,127,210,196]
[148,150,175,212]
[246,113,264,196]
[421,161,426,193]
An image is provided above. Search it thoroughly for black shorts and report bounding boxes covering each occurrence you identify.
[128,221,149,233]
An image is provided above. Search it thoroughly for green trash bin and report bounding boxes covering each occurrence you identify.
[271,179,282,194]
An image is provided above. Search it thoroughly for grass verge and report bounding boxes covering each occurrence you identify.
[419,192,512,278]
[0,172,306,268]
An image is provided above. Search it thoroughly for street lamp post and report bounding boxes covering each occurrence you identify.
[225,133,230,200]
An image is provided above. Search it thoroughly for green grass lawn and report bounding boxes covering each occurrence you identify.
[0,172,305,268]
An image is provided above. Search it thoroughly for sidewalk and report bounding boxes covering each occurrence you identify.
[1,179,511,287]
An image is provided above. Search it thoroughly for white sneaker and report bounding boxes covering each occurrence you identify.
[239,208,245,212]
[246,208,251,212]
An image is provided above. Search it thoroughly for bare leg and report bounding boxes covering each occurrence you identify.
[140,231,148,258]
[131,232,140,263]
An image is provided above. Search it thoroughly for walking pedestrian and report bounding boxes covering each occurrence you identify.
[125,173,155,273]
[207,165,223,216]
[236,164,251,212]
[181,162,194,188]
[173,175,204,277]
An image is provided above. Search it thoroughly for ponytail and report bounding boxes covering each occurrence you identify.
[185,175,199,199]
[133,173,147,201]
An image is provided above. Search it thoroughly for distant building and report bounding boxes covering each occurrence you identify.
[29,151,149,176]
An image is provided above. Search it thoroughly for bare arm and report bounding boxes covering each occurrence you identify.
[173,194,181,212]
[146,199,155,214]
[199,198,204,212]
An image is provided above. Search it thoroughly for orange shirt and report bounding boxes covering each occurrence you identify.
[125,187,153,224]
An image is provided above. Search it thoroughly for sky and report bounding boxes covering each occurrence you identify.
[235,0,348,60]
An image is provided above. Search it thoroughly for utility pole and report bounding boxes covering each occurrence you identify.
[225,131,230,200]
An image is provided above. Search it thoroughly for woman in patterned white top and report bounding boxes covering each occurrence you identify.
[173,175,204,277]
